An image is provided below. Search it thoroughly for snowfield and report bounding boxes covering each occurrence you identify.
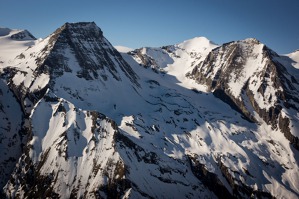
[0,22,299,199]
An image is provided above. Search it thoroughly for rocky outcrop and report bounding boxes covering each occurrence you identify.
[10,30,36,40]
[38,22,139,85]
[1,23,299,199]
[0,79,24,192]
[128,48,161,72]
[4,93,129,199]
[188,38,299,150]
[188,155,234,199]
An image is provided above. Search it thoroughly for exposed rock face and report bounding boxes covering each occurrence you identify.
[0,22,142,198]
[2,21,141,121]
[10,30,36,40]
[1,23,299,199]
[0,79,24,190]
[187,38,299,149]
[128,48,161,72]
[4,92,128,199]
[38,22,138,84]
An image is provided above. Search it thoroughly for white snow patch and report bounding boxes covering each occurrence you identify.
[114,45,133,53]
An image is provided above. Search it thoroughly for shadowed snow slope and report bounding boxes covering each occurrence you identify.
[1,23,299,199]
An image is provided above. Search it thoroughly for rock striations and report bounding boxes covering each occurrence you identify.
[187,38,299,149]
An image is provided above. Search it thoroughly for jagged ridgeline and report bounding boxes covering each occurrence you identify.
[0,22,299,199]
[187,38,299,149]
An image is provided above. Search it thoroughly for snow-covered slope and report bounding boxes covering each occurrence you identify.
[121,37,299,198]
[114,45,134,53]
[4,91,127,198]
[1,23,299,199]
[286,50,299,69]
[1,22,141,120]
[0,28,36,191]
[187,38,299,149]
[0,28,36,67]
[128,37,218,91]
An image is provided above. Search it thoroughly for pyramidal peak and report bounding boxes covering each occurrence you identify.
[1,22,299,199]
[46,21,103,44]
[2,21,139,115]
[63,21,103,36]
[10,29,36,41]
[0,27,36,41]
[57,21,100,31]
[37,21,137,83]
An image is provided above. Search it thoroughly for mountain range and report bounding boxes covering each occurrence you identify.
[0,22,299,199]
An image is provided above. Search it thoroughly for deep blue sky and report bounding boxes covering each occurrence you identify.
[0,0,298,54]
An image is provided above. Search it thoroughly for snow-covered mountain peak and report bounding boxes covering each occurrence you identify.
[239,37,261,45]
[44,22,103,47]
[177,36,218,53]
[0,27,37,67]
[0,27,35,41]
[286,49,299,68]
[30,21,139,84]
[188,37,299,148]
[0,21,140,118]
[10,29,36,41]
[1,23,299,199]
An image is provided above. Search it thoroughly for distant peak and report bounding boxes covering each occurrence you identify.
[0,28,36,40]
[181,36,216,45]
[10,29,36,40]
[284,49,299,56]
[177,36,218,52]
[193,36,215,43]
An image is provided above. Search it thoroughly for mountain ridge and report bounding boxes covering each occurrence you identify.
[1,22,299,199]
